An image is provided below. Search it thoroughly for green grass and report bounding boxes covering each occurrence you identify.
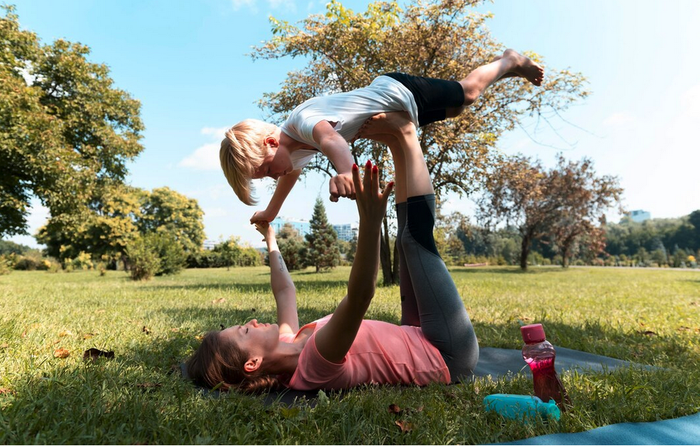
[1,266,698,444]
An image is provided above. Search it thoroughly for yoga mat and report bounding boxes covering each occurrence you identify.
[182,346,648,405]
[502,411,700,445]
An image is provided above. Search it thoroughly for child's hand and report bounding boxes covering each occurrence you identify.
[352,161,393,226]
[329,172,356,202]
[250,209,277,225]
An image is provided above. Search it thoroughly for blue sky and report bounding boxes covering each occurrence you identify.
[8,0,700,249]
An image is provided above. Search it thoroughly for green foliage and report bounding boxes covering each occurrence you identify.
[0,239,31,256]
[37,185,203,268]
[0,254,12,275]
[138,187,205,254]
[305,198,340,272]
[276,223,307,271]
[0,6,144,238]
[125,232,186,280]
[0,267,698,443]
[125,235,161,281]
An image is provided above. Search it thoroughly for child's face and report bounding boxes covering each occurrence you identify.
[252,145,293,180]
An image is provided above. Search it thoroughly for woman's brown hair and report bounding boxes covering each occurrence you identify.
[185,330,282,393]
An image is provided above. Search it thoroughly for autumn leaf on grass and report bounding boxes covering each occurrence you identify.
[58,330,73,337]
[0,388,15,395]
[170,328,180,333]
[0,343,8,349]
[212,298,225,304]
[388,404,402,414]
[54,348,70,358]
[395,420,414,433]
[142,326,151,335]
[83,348,115,361]
[83,333,96,339]
[638,330,657,336]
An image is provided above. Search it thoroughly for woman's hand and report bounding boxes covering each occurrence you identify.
[254,221,275,242]
[351,160,394,227]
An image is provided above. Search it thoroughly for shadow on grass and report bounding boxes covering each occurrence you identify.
[449,266,569,275]
[136,280,350,294]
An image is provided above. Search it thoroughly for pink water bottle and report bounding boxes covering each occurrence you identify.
[521,324,571,410]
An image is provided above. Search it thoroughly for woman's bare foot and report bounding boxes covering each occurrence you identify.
[355,112,416,143]
[502,49,544,86]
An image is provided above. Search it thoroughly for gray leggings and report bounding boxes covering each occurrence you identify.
[396,194,479,382]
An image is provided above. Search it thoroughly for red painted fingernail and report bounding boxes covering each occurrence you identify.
[352,164,358,171]
[365,160,372,168]
[372,165,378,173]
[388,181,395,188]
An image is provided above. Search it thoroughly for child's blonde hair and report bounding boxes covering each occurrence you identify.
[219,119,278,205]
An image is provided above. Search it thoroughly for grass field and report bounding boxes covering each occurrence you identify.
[1,266,698,444]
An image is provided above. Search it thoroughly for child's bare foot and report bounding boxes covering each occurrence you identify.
[502,49,544,86]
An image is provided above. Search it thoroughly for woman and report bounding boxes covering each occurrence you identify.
[186,112,479,392]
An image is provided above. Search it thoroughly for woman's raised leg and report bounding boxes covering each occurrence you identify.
[356,112,479,381]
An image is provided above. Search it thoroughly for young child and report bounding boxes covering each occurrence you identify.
[219,49,544,224]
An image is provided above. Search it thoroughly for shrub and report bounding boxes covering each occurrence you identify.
[70,252,94,270]
[126,236,161,281]
[0,255,12,275]
[126,232,186,280]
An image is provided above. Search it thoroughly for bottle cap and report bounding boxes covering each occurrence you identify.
[521,324,546,344]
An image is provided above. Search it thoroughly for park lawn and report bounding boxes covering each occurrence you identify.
[0,266,698,444]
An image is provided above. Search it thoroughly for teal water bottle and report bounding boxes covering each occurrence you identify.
[483,394,561,421]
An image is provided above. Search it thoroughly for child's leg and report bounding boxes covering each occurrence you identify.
[384,49,544,126]
[357,113,479,381]
[447,49,544,118]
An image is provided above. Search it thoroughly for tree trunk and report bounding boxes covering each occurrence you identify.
[379,217,397,285]
[561,245,570,268]
[520,234,531,271]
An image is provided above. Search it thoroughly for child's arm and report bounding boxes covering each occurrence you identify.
[255,222,300,335]
[312,121,355,202]
[250,169,302,224]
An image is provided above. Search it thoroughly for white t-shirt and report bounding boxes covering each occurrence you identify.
[281,76,419,170]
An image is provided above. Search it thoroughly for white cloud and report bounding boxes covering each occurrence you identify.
[178,142,220,171]
[231,0,256,12]
[203,207,229,218]
[201,126,229,138]
[602,112,635,128]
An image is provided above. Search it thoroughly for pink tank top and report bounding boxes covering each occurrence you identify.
[280,315,450,390]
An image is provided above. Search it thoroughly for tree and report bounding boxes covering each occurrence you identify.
[305,197,341,272]
[138,187,205,254]
[37,185,204,267]
[36,183,143,266]
[276,223,307,271]
[547,155,622,267]
[0,6,144,238]
[477,156,557,270]
[214,236,243,270]
[251,0,588,284]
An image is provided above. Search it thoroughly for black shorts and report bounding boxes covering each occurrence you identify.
[383,72,465,127]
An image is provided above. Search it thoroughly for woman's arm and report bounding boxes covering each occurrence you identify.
[314,162,394,363]
[255,222,299,335]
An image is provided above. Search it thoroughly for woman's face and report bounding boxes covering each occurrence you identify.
[220,319,280,360]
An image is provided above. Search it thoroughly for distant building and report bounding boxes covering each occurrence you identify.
[271,216,311,238]
[332,223,357,242]
[628,209,651,223]
[271,216,357,241]
[203,239,218,250]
